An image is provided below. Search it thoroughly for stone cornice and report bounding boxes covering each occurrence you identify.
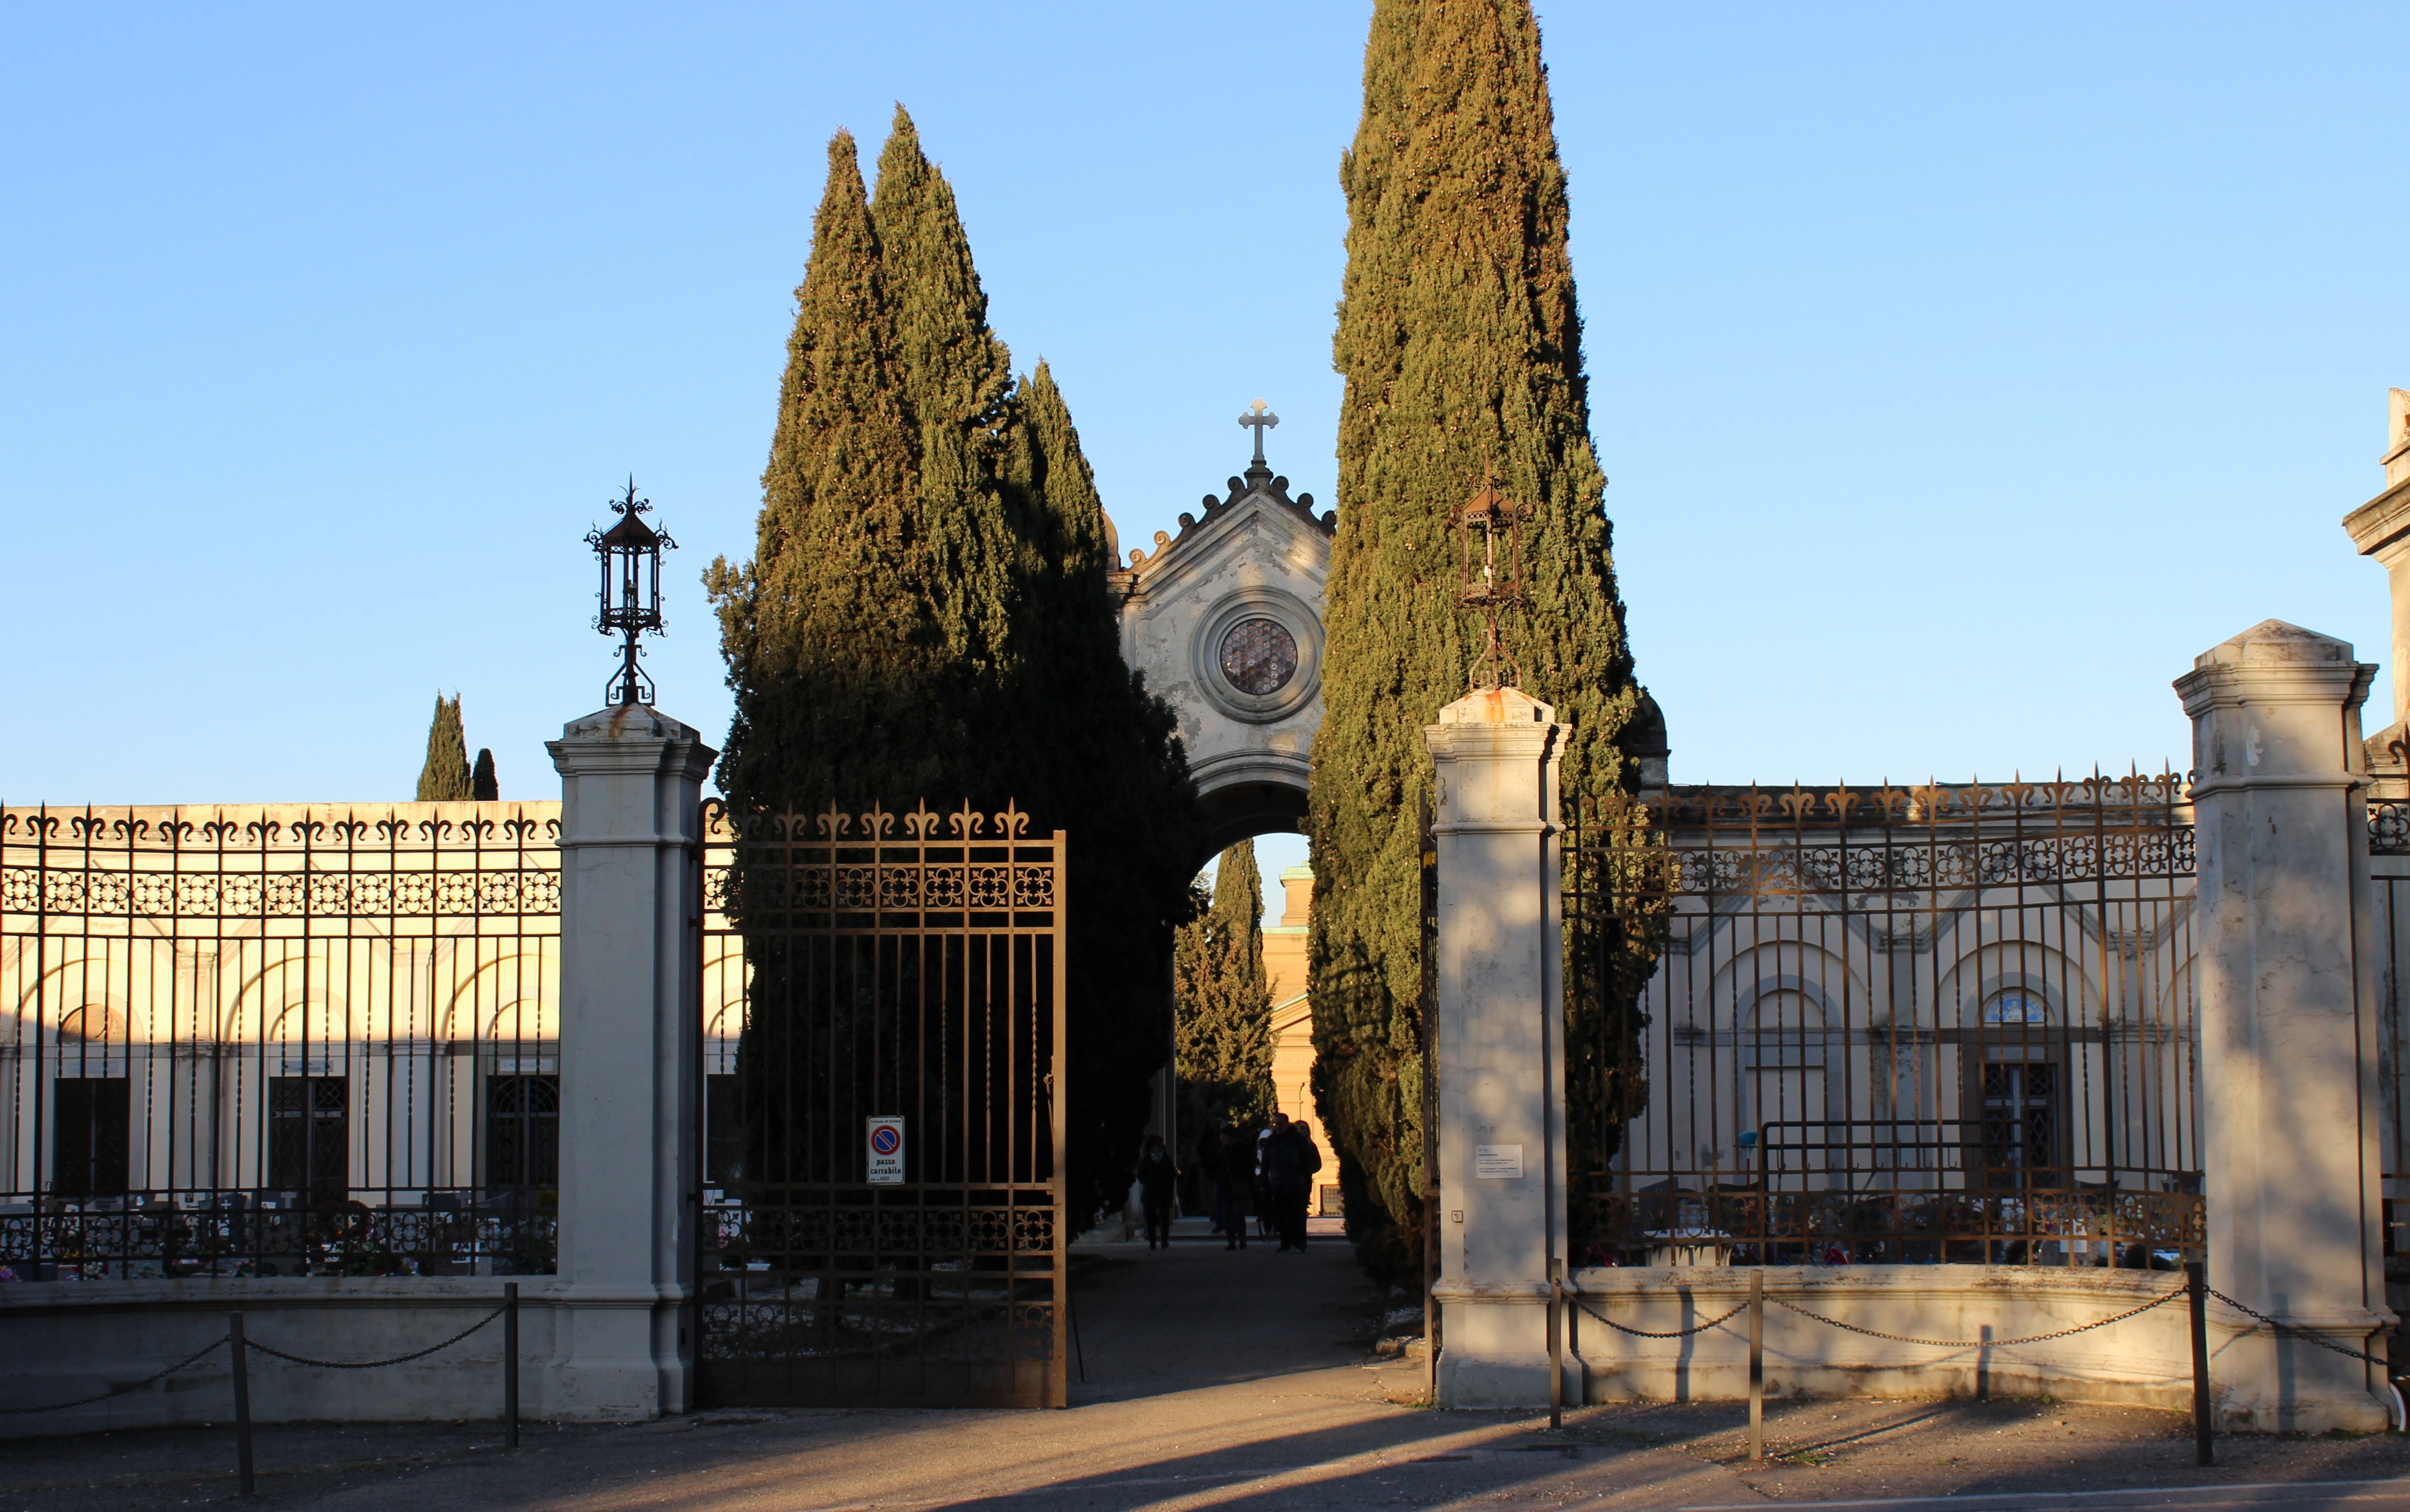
[2344,473,2410,559]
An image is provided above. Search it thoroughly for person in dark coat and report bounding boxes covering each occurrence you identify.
[1260,1112,1323,1252]
[1217,1123,1256,1250]
[1135,1133,1177,1250]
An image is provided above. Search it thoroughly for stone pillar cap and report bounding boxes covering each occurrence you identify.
[1436,687,1560,726]
[2190,619,2359,673]
[555,705,708,743]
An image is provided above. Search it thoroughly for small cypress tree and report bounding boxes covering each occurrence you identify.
[471,749,498,801]
[415,695,472,801]
[1310,0,1646,1279]
[1175,842,1278,1142]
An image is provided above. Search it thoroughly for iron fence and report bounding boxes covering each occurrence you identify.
[696,800,1068,1410]
[0,803,562,1279]
[1567,775,2204,1267]
[2367,798,2410,1263]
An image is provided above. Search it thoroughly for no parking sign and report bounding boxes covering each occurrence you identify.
[867,1116,905,1185]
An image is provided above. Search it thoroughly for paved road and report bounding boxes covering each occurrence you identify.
[8,1232,2410,1509]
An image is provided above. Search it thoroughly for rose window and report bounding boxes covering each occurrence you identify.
[1219,617,1299,696]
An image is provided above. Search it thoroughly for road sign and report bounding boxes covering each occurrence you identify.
[867,1116,905,1185]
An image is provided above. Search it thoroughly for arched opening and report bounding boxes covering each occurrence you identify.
[1193,778,1309,868]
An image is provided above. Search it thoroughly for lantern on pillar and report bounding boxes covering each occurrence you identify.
[1456,473,1527,690]
[586,479,676,707]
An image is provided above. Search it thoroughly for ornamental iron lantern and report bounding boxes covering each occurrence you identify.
[1456,472,1528,690]
[586,478,676,707]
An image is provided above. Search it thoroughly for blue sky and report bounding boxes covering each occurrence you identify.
[7,4,2407,924]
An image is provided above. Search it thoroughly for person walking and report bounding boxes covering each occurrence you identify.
[1217,1123,1256,1250]
[1260,1112,1321,1252]
[1135,1133,1176,1251]
[1285,1120,1324,1249]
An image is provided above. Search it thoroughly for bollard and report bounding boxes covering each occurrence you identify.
[1748,1269,1764,1461]
[503,1282,520,1449]
[2187,1260,2213,1466]
[1547,1260,1564,1430]
[228,1312,255,1496]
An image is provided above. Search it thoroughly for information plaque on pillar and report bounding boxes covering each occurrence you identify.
[1474,1143,1524,1179]
[867,1116,905,1185]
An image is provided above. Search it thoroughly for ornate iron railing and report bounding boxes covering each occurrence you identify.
[0,803,562,1279]
[1566,774,2204,1267]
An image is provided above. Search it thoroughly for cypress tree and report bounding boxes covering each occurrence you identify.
[1001,361,1203,1226]
[873,105,1023,686]
[472,749,498,801]
[710,119,1201,1228]
[415,695,472,801]
[705,130,962,813]
[1310,0,1646,1278]
[1174,842,1277,1141]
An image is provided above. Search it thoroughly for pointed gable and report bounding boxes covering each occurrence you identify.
[1109,444,1334,848]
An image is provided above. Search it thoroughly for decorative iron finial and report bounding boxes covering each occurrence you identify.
[585,478,677,707]
[1456,468,1528,691]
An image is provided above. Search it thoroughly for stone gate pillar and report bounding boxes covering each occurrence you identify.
[544,703,717,1419]
[1425,685,1579,1407]
[2176,620,2393,1432]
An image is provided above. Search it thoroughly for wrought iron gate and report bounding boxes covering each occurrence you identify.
[1566,776,2204,1267]
[695,801,1067,1408]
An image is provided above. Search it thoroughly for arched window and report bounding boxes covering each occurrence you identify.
[54,1005,123,1043]
[1981,988,2049,1026]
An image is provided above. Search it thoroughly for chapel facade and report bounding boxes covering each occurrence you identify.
[1104,406,1333,856]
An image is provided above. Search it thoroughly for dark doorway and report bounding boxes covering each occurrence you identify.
[269,1075,348,1204]
[486,1073,560,1189]
[1971,1056,2068,1191]
[51,1077,129,1197]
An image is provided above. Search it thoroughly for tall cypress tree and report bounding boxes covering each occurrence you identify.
[416,695,472,801]
[706,131,962,813]
[711,120,1201,1227]
[1001,361,1202,1225]
[873,105,1024,687]
[1310,0,1645,1278]
[1175,842,1277,1141]
[471,749,498,801]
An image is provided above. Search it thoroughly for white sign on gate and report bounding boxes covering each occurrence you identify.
[867,1116,905,1185]
[1473,1143,1524,1179]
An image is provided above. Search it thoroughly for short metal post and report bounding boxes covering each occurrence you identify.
[1547,1260,1564,1430]
[1749,1269,1765,1461]
[2187,1260,2213,1467]
[228,1311,255,1496]
[503,1282,520,1449]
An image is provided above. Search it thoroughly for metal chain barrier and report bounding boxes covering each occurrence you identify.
[2210,1287,2397,1372]
[240,1302,508,1370]
[1578,1284,2185,1348]
[0,1333,230,1415]
[1770,1285,2187,1349]
[1577,1297,1752,1338]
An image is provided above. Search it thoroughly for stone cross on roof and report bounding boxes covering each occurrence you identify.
[1239,399,1279,466]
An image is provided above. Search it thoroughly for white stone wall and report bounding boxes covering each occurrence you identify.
[0,1277,552,1438]
[1575,1266,2197,1410]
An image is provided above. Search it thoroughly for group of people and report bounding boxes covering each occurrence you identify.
[1132,1111,1324,1254]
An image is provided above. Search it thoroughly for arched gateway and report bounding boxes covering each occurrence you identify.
[1106,406,1334,858]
